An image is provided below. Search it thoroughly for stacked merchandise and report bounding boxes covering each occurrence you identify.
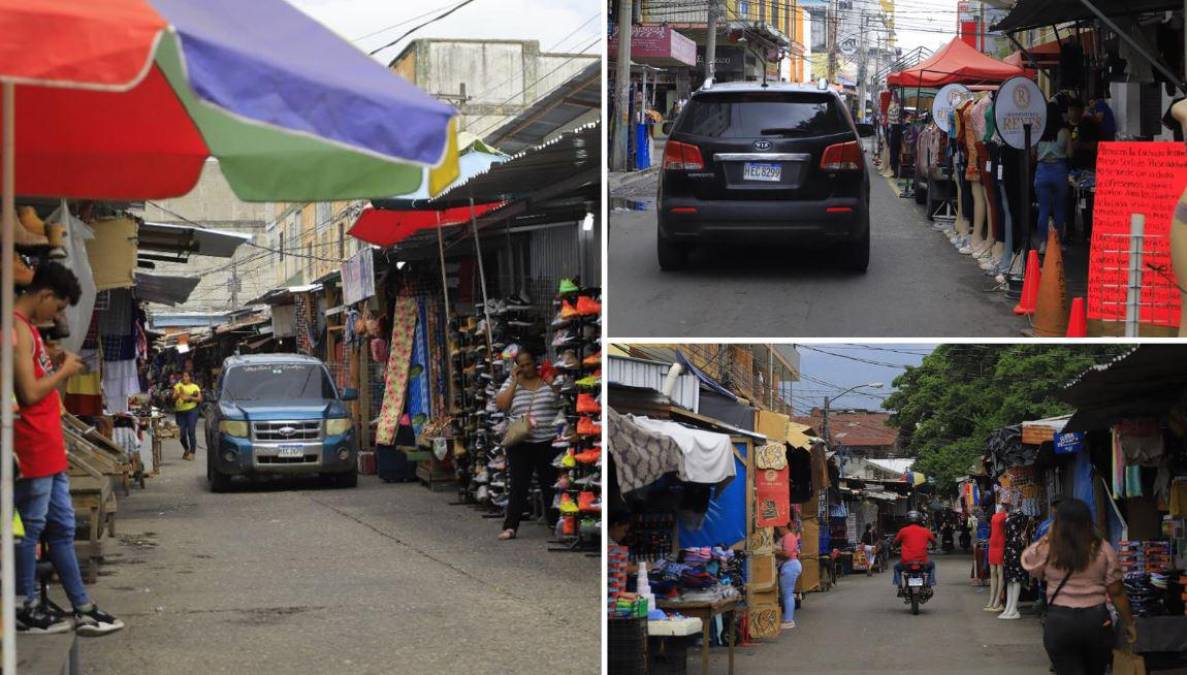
[1120,540,1174,617]
[608,544,631,614]
[1119,540,1173,575]
[645,547,744,604]
[628,512,676,563]
[550,280,601,548]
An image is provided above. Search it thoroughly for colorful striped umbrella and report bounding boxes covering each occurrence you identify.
[0,0,459,201]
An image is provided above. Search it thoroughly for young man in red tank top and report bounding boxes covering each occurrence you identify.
[13,262,123,636]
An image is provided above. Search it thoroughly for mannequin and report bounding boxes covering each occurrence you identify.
[976,95,1004,272]
[998,505,1027,620]
[967,95,992,259]
[955,100,977,252]
[1169,98,1187,336]
[984,503,1007,611]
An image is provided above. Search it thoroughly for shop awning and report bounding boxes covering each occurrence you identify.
[1060,345,1187,432]
[1021,414,1073,445]
[1004,31,1098,68]
[133,272,200,306]
[483,61,600,156]
[348,201,508,248]
[244,284,322,307]
[991,0,1182,33]
[887,37,1031,88]
[138,221,253,259]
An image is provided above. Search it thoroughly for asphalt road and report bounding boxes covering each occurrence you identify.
[76,439,599,675]
[607,159,1027,337]
[679,553,1050,674]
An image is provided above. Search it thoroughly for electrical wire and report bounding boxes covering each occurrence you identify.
[368,0,484,56]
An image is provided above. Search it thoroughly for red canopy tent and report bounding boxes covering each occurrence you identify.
[887,38,1032,88]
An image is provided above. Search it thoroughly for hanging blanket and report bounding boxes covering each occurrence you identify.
[406,298,431,436]
[375,296,418,445]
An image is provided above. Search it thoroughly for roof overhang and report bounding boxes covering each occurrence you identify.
[138,221,253,260]
[992,0,1182,32]
[134,272,201,306]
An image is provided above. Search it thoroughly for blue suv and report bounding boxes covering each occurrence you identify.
[204,354,359,492]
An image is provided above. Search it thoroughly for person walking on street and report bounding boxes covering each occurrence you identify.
[775,521,803,630]
[1021,498,1136,675]
[1033,102,1072,253]
[173,370,202,461]
[860,524,877,576]
[13,262,125,636]
[494,348,561,541]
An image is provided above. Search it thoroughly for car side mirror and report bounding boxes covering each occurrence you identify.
[856,123,875,138]
[341,388,359,401]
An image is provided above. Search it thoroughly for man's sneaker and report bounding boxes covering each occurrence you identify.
[73,605,125,637]
[16,603,73,635]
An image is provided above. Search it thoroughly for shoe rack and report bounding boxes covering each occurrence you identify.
[547,281,601,555]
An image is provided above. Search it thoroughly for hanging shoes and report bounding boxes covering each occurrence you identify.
[575,295,601,316]
[18,207,66,259]
[575,372,601,389]
[582,351,601,367]
[13,254,33,286]
[576,416,601,437]
[558,278,579,295]
[574,448,601,465]
[576,393,601,415]
[578,491,600,513]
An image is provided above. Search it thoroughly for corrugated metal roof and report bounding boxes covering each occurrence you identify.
[483,61,600,156]
[608,355,700,412]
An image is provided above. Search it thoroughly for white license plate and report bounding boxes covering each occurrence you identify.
[908,577,924,587]
[743,162,782,182]
[276,445,305,458]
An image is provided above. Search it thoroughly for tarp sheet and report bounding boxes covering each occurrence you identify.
[678,448,747,548]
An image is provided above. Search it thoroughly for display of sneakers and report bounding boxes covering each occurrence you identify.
[575,295,601,316]
[558,278,580,294]
[551,330,577,347]
[474,470,490,484]
[557,493,580,514]
[576,393,601,415]
[16,603,73,635]
[552,449,576,469]
[73,604,125,637]
[582,351,601,367]
[575,372,601,388]
[13,254,33,286]
[558,300,579,321]
[488,456,507,471]
[574,448,601,465]
[555,350,580,370]
[578,491,600,513]
[554,474,571,490]
[551,409,568,426]
[576,416,601,437]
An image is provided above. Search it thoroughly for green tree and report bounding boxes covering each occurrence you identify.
[882,345,1129,492]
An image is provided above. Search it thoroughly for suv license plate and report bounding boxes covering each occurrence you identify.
[908,577,924,587]
[743,162,782,182]
[276,445,304,459]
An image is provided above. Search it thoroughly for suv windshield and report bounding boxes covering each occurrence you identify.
[679,92,849,138]
[222,363,336,401]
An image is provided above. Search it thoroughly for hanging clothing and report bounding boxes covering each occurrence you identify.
[374,295,418,446]
[101,359,140,414]
[1003,513,1030,583]
[989,511,1007,565]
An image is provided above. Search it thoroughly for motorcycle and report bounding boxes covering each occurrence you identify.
[898,561,934,615]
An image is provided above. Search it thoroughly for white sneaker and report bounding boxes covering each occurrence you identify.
[781,621,796,630]
[997,611,1020,620]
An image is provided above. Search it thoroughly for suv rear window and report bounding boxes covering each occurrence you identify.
[678,92,850,138]
[223,363,336,401]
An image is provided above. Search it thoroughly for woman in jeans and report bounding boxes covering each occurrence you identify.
[1033,103,1073,254]
[1021,499,1136,675]
[775,521,803,630]
[494,349,561,541]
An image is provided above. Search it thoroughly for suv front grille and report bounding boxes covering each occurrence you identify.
[252,420,322,441]
[257,454,320,464]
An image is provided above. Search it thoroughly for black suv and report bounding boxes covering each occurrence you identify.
[657,82,874,271]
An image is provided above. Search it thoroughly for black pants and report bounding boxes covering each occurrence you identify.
[1043,604,1113,675]
[502,441,557,532]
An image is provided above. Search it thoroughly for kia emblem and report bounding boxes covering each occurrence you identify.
[754,140,772,151]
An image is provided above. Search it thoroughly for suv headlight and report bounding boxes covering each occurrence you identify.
[219,420,249,437]
[325,418,352,436]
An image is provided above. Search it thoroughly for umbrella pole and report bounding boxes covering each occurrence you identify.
[469,196,494,354]
[2,80,17,674]
[435,211,456,404]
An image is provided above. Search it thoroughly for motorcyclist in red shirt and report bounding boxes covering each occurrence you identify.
[893,511,937,591]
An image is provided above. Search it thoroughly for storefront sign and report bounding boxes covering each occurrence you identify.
[1054,432,1085,455]
[608,25,696,67]
[993,76,1046,149]
[341,247,375,306]
[1088,142,1187,327]
[755,466,790,527]
[931,83,972,133]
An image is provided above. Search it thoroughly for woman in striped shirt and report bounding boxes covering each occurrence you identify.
[495,349,562,540]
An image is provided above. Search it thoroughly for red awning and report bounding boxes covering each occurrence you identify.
[348,202,507,247]
[1005,31,1097,68]
[887,38,1032,88]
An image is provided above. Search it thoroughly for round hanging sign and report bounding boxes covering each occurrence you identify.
[931,83,973,133]
[993,76,1047,149]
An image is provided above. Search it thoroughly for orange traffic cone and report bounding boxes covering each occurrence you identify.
[1012,249,1042,315]
[1033,229,1068,337]
[1066,297,1087,337]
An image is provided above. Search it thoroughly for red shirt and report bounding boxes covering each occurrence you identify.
[14,312,68,479]
[988,511,1008,565]
[894,524,935,564]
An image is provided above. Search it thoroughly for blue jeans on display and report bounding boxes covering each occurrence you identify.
[15,473,91,608]
[176,408,199,452]
[892,560,936,587]
[1035,160,1069,243]
[997,173,1015,274]
[780,559,802,623]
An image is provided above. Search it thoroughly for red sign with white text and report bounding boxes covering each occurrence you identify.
[1088,142,1187,327]
[755,466,790,528]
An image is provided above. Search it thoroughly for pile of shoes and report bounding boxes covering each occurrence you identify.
[12,205,68,287]
[550,278,601,543]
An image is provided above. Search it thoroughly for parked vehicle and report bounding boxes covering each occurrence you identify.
[204,354,359,492]
[898,561,935,615]
[657,82,875,272]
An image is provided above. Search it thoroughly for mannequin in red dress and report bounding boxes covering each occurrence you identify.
[984,503,1008,612]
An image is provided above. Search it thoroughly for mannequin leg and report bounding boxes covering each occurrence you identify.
[997,178,1014,277]
[1171,195,1187,337]
[953,162,968,242]
[984,564,1002,610]
[969,179,989,256]
[998,581,1022,619]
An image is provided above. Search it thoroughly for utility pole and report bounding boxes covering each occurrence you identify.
[856,11,867,122]
[229,257,240,311]
[611,0,633,172]
[705,0,719,83]
[826,0,838,84]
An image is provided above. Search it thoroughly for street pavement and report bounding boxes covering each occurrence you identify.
[76,439,599,675]
[677,554,1050,674]
[608,157,1029,337]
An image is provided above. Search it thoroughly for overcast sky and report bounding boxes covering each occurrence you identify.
[792,344,935,415]
[288,0,604,64]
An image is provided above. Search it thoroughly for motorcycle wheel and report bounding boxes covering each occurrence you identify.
[910,591,919,615]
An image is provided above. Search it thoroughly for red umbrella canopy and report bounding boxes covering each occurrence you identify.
[349,203,508,248]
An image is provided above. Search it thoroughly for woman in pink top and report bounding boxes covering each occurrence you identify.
[1021,499,1136,675]
[775,521,802,630]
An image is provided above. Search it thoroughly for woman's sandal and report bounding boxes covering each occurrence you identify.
[498,529,517,540]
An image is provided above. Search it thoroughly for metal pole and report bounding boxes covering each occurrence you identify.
[612,0,634,171]
[1076,0,1186,94]
[468,196,494,353]
[435,211,455,409]
[2,80,17,675]
[823,395,831,447]
[705,0,719,83]
[827,0,837,84]
[1125,214,1145,338]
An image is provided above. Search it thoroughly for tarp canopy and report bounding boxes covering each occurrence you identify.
[348,201,507,248]
[887,38,1031,88]
[1061,345,1187,432]
[133,272,200,306]
[992,0,1182,33]
[138,221,253,258]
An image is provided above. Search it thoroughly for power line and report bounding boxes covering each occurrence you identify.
[368,0,484,56]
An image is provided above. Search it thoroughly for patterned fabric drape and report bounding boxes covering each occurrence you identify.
[607,408,682,494]
[375,295,418,445]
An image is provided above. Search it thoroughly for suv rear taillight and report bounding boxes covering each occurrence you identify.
[663,140,704,170]
[820,141,862,171]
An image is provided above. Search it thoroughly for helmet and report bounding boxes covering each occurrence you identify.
[907,510,922,524]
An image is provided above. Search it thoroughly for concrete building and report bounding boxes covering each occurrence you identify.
[389,39,598,137]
